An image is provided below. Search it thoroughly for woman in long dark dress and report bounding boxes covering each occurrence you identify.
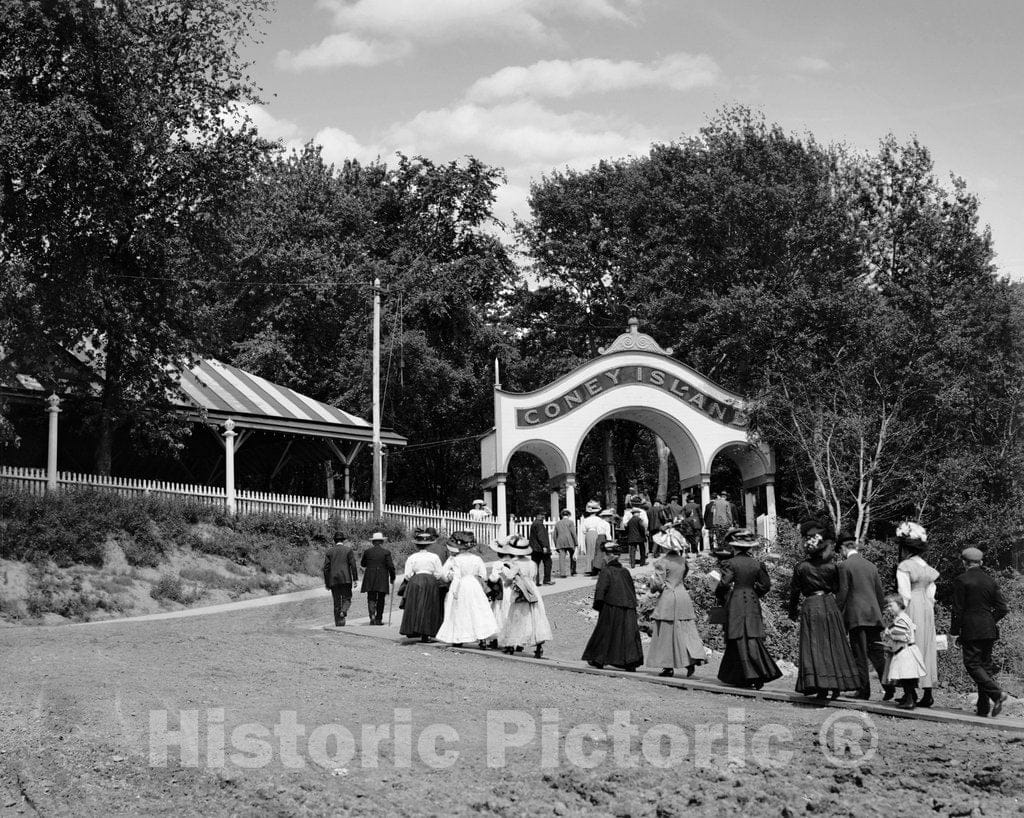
[788,519,861,699]
[716,529,782,689]
[398,529,445,641]
[582,541,644,671]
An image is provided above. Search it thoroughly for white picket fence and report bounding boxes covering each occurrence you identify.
[0,465,502,542]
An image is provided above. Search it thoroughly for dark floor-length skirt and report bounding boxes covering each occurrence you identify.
[399,574,443,638]
[582,605,644,669]
[794,594,861,693]
[717,637,783,687]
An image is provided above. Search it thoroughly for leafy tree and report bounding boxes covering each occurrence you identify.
[0,0,270,473]
[218,145,516,506]
[514,108,1024,562]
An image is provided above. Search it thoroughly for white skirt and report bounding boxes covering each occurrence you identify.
[435,574,498,644]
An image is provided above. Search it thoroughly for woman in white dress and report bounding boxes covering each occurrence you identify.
[487,535,520,647]
[895,522,939,708]
[435,531,498,648]
[499,536,554,658]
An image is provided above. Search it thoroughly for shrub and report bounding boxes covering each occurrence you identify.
[25,561,128,620]
[150,572,203,604]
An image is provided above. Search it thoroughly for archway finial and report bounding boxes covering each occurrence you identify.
[598,318,674,356]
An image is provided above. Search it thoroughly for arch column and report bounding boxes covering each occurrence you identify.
[764,477,777,541]
[564,474,577,519]
[495,476,508,538]
[699,474,712,551]
[744,489,756,530]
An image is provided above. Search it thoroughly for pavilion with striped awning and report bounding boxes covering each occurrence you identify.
[0,347,406,505]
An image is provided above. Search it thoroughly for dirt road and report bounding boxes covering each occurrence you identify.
[1,594,1021,816]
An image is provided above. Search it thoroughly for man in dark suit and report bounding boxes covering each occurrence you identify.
[324,535,359,626]
[951,547,1010,717]
[528,510,554,585]
[361,532,396,625]
[836,532,891,700]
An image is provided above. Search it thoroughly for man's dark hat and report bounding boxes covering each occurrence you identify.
[413,527,438,547]
[837,530,856,546]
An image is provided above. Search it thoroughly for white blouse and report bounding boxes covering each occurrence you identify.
[403,550,444,579]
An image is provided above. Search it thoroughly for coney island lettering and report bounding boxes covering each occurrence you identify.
[515,367,748,429]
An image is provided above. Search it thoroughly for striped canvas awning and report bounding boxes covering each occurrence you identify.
[0,347,405,447]
[175,359,406,446]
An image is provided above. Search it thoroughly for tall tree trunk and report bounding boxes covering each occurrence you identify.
[655,435,670,502]
[603,425,617,509]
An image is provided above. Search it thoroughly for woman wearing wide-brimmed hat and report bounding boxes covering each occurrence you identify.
[496,535,553,658]
[399,528,445,641]
[716,528,783,689]
[487,535,520,646]
[787,519,861,700]
[435,531,497,647]
[582,540,644,671]
[579,499,608,576]
[647,521,707,678]
[895,521,939,707]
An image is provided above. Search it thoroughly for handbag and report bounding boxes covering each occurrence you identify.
[708,606,727,625]
[935,634,949,651]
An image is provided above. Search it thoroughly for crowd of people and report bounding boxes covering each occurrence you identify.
[322,510,1012,718]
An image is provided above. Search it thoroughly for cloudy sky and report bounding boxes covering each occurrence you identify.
[243,0,1024,278]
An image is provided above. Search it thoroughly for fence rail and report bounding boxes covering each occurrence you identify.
[0,466,502,543]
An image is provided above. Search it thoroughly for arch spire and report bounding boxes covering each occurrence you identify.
[598,317,674,357]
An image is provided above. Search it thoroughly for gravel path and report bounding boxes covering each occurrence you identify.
[2,590,1022,817]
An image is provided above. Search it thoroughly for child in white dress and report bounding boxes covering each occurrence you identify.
[881,594,928,710]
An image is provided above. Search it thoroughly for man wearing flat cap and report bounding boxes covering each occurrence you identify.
[951,547,1010,717]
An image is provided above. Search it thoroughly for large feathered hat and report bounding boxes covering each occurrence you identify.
[723,528,759,550]
[585,499,602,514]
[895,521,928,553]
[446,530,477,553]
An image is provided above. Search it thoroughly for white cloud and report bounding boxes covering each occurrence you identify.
[308,126,382,166]
[317,0,632,43]
[385,100,651,167]
[243,105,302,141]
[280,0,641,71]
[276,32,411,70]
[793,56,832,73]
[466,53,720,102]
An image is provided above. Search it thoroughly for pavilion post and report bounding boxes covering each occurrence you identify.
[223,419,237,515]
[765,479,777,542]
[45,393,61,493]
[549,488,560,522]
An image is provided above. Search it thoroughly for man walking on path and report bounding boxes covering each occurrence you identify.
[704,492,735,550]
[836,532,892,700]
[529,510,555,585]
[324,535,359,626]
[360,532,396,625]
[553,508,578,578]
[951,547,1010,717]
[681,493,702,553]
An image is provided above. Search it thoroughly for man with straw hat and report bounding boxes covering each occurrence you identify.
[360,532,396,626]
[579,499,607,575]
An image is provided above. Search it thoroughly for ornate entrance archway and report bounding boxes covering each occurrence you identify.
[479,319,776,540]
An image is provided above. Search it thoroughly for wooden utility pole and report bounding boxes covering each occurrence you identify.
[372,277,383,517]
